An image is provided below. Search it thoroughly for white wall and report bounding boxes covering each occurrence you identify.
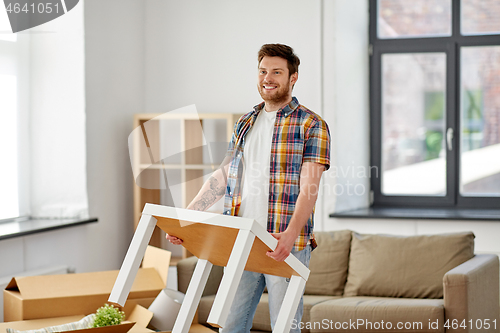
[84,0,146,271]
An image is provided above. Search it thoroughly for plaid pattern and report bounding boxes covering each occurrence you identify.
[223,97,331,251]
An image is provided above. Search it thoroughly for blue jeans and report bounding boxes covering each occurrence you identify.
[220,245,311,333]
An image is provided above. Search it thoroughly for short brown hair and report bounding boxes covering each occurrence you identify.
[258,44,300,76]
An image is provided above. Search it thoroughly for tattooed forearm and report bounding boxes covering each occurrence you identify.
[210,177,226,196]
[191,176,226,211]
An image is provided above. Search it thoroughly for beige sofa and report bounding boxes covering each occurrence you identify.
[177,230,500,332]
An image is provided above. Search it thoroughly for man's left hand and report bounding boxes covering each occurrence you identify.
[267,231,296,262]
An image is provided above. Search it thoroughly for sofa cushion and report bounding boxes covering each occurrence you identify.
[198,294,338,333]
[305,230,352,296]
[344,231,475,298]
[309,296,444,333]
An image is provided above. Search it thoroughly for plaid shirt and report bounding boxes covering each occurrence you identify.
[223,97,331,251]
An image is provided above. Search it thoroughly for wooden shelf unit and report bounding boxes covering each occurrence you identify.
[132,112,241,259]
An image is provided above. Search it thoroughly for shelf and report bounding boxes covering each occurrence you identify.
[169,256,184,266]
[133,113,241,257]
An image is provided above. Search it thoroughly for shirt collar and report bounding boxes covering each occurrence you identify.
[252,96,299,117]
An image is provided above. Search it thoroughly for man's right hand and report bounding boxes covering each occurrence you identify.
[166,234,183,245]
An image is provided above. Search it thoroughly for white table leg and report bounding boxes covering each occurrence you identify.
[207,229,255,328]
[173,259,213,333]
[108,214,157,306]
[273,275,306,333]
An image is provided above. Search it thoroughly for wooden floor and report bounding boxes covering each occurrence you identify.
[188,325,267,333]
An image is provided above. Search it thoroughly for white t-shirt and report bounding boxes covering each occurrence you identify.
[238,109,277,228]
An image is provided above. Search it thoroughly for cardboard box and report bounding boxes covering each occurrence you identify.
[125,298,156,310]
[174,323,216,333]
[0,303,155,333]
[3,246,170,322]
[0,318,137,333]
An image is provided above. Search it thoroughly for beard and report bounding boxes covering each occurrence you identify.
[257,80,291,106]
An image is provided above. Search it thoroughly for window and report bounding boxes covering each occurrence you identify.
[0,9,29,220]
[370,0,500,208]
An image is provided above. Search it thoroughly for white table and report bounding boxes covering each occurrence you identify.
[109,203,310,333]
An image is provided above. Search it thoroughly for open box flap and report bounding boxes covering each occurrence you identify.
[123,302,153,328]
[142,246,171,286]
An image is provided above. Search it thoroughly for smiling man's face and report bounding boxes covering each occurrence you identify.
[257,56,297,111]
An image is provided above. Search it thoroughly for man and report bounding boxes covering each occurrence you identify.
[167,44,330,332]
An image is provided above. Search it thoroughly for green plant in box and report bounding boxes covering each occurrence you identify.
[91,304,126,328]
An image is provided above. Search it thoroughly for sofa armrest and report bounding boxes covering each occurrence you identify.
[443,254,500,332]
[177,256,224,296]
